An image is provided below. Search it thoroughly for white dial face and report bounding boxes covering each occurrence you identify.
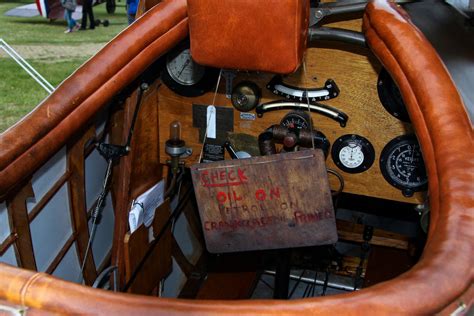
[166,49,205,86]
[338,142,364,169]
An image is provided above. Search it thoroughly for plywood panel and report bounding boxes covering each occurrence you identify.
[157,21,425,204]
[124,200,172,295]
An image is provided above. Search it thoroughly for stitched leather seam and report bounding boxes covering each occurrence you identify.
[364,12,438,205]
[19,272,43,308]
[364,7,472,313]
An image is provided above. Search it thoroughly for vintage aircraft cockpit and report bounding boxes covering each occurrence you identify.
[0,0,472,314]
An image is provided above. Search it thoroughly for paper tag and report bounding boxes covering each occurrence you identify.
[206,105,216,139]
[128,180,165,232]
[128,202,144,234]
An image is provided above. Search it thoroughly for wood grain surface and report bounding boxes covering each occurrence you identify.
[191,150,337,253]
[157,19,425,204]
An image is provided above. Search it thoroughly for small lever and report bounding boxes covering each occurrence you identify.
[224,141,251,159]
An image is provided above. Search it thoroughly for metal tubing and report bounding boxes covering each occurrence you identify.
[0,39,55,93]
[0,39,55,91]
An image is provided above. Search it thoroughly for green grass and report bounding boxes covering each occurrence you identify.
[0,0,128,132]
[0,0,128,45]
[0,58,86,131]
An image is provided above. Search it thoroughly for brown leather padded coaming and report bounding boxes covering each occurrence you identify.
[0,0,188,197]
[187,0,309,74]
[0,0,472,315]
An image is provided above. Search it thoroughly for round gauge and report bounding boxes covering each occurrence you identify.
[162,42,218,97]
[331,134,375,173]
[166,48,205,86]
[379,135,428,197]
[231,81,261,112]
[280,111,311,130]
[377,68,410,122]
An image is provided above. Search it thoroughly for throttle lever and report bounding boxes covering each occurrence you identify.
[258,125,330,157]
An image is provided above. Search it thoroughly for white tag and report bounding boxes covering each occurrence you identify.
[206,105,216,139]
[128,180,165,232]
[128,202,144,234]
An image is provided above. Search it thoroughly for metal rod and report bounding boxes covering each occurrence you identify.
[263,270,357,292]
[0,39,54,91]
[92,266,118,289]
[77,158,114,283]
[0,39,55,93]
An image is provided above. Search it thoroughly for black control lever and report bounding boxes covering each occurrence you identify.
[224,141,251,159]
[256,101,348,127]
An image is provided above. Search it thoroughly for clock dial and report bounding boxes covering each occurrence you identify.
[331,134,375,174]
[338,143,364,169]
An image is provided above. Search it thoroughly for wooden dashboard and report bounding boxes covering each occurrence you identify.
[157,19,424,205]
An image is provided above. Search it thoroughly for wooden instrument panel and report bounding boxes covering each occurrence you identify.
[157,20,425,205]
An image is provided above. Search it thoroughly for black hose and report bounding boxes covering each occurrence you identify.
[308,26,366,47]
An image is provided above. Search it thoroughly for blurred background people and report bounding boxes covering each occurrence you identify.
[61,0,80,33]
[80,0,95,30]
[126,0,138,24]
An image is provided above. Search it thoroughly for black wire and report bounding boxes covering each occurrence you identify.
[327,167,344,197]
[321,271,329,296]
[124,83,147,149]
[288,269,306,299]
[311,271,317,297]
[259,278,274,291]
[302,280,311,298]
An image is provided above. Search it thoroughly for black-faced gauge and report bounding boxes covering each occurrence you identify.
[256,100,348,127]
[231,81,260,112]
[331,134,375,174]
[379,135,428,197]
[377,68,410,122]
[162,41,218,97]
[266,75,340,102]
[280,111,311,130]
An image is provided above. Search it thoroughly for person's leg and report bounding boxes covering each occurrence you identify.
[88,0,95,29]
[64,9,74,31]
[70,10,76,28]
[80,2,87,29]
[127,13,135,25]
